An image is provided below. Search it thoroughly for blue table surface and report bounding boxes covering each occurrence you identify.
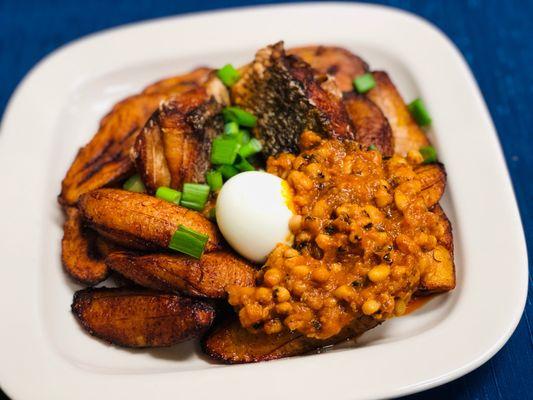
[0,1,531,399]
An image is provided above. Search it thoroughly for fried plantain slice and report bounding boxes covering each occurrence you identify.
[59,68,212,206]
[232,42,354,157]
[417,204,455,294]
[141,67,212,95]
[132,76,229,192]
[288,45,368,92]
[343,92,394,156]
[366,71,430,156]
[414,163,447,208]
[72,287,215,348]
[106,251,256,298]
[202,315,379,364]
[61,207,109,285]
[78,189,223,252]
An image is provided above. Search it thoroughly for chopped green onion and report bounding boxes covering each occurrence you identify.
[419,146,438,163]
[408,98,432,126]
[168,227,208,259]
[123,174,146,193]
[155,186,182,204]
[224,121,239,135]
[222,107,257,127]
[211,136,240,165]
[217,64,240,87]
[239,129,251,144]
[367,144,377,151]
[206,170,223,191]
[238,138,263,158]
[217,164,239,180]
[235,156,255,172]
[181,183,210,211]
[353,73,376,93]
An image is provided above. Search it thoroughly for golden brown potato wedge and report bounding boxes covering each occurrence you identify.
[202,315,379,364]
[132,77,229,192]
[106,251,256,298]
[78,189,223,252]
[61,207,109,285]
[343,92,394,156]
[366,71,430,156]
[417,204,455,294]
[59,68,212,206]
[288,45,368,92]
[72,287,215,348]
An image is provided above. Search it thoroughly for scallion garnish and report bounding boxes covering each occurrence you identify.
[419,146,438,163]
[206,170,223,191]
[239,129,251,144]
[222,107,257,127]
[155,186,182,204]
[353,73,376,93]
[238,138,263,158]
[207,207,217,221]
[168,226,208,259]
[122,174,146,193]
[211,136,240,165]
[180,183,210,211]
[367,144,377,151]
[224,121,239,135]
[408,98,432,126]
[218,164,239,180]
[235,156,255,172]
[217,64,240,87]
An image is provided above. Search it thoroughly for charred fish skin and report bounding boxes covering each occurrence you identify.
[232,42,354,157]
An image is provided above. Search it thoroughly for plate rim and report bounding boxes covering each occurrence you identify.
[0,2,528,400]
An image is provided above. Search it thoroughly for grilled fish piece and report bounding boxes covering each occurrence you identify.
[202,314,379,364]
[106,251,255,298]
[59,68,212,206]
[288,45,368,92]
[366,71,430,156]
[232,42,354,157]
[61,207,109,285]
[78,189,223,252]
[72,287,215,348]
[132,76,229,192]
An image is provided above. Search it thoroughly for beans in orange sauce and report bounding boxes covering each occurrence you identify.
[227,132,450,339]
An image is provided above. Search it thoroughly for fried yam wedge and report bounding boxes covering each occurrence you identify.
[106,251,255,298]
[59,68,212,206]
[343,92,394,156]
[78,189,222,251]
[61,207,109,285]
[72,287,215,348]
[202,315,379,364]
[132,77,229,192]
[366,71,429,156]
[288,45,368,92]
[232,42,354,157]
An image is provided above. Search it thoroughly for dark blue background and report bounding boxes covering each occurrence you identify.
[0,1,531,399]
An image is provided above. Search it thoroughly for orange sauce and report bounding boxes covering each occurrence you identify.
[404,295,435,315]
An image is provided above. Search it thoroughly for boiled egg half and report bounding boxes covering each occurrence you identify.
[216,171,294,263]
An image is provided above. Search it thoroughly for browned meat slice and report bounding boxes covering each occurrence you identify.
[202,315,379,364]
[106,251,255,298]
[59,68,212,206]
[366,71,430,156]
[61,207,109,285]
[232,42,354,157]
[78,189,223,252]
[132,76,229,192]
[343,92,394,156]
[72,287,215,348]
[288,45,368,92]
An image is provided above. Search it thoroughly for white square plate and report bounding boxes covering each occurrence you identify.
[0,3,527,399]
